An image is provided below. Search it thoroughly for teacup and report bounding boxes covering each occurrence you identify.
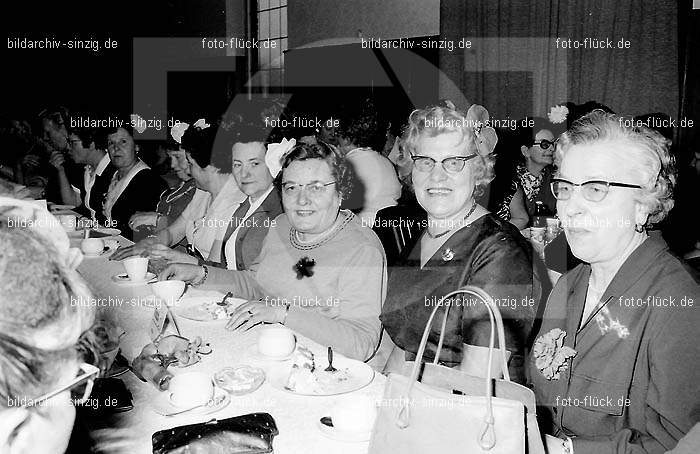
[151,280,186,306]
[56,214,77,231]
[257,325,296,358]
[81,238,105,255]
[122,257,149,282]
[169,372,214,408]
[330,396,378,433]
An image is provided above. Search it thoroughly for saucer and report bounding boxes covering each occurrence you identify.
[111,272,156,285]
[317,417,371,442]
[82,246,117,258]
[151,387,230,416]
[247,344,294,362]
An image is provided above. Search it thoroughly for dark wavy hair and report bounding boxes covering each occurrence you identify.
[274,142,353,200]
[181,125,232,172]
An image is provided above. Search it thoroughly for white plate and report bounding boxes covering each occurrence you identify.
[173,295,246,322]
[68,227,121,238]
[82,249,112,258]
[82,244,119,258]
[269,355,375,396]
[111,272,157,285]
[49,204,76,212]
[151,387,230,417]
[317,418,371,443]
[247,344,294,362]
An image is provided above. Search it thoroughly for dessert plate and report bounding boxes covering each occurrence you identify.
[111,272,157,285]
[269,356,374,396]
[174,295,246,322]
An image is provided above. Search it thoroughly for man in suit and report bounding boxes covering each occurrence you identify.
[221,134,283,270]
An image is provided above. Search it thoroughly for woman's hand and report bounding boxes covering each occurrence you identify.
[129,212,158,230]
[49,150,65,170]
[110,237,160,261]
[226,300,286,331]
[148,244,197,264]
[158,263,205,283]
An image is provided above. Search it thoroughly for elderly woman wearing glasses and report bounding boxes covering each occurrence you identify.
[377,104,541,382]
[160,142,386,362]
[528,111,700,454]
[0,224,96,454]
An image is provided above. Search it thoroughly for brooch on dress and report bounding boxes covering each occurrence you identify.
[594,307,630,339]
[441,248,455,262]
[293,256,316,280]
[533,328,577,380]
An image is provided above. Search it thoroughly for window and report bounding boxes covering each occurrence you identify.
[256,0,287,91]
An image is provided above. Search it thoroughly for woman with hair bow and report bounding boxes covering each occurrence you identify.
[159,142,387,362]
[377,104,542,382]
[111,120,245,265]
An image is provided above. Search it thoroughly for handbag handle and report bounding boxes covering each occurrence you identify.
[396,286,507,451]
[434,288,510,382]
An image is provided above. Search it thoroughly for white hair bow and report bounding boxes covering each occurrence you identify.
[130,114,148,133]
[265,138,296,177]
[193,118,210,130]
[170,122,190,144]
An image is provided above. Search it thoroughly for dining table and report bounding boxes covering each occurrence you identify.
[71,232,387,454]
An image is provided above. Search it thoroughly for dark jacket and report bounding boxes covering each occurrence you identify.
[222,188,284,271]
[380,213,542,383]
[107,169,167,240]
[529,235,700,454]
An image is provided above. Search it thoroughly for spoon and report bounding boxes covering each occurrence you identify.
[217,292,233,306]
[325,346,337,372]
[165,393,227,417]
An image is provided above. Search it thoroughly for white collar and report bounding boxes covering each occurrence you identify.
[94,153,110,176]
[248,185,274,213]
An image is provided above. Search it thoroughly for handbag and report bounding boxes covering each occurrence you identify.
[369,285,545,454]
[152,412,278,454]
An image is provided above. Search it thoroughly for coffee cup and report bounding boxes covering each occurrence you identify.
[80,238,105,255]
[330,396,378,433]
[168,372,214,408]
[56,214,77,231]
[151,280,186,306]
[122,257,149,282]
[257,325,296,358]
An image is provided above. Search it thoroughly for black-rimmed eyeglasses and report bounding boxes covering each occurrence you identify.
[21,363,100,408]
[411,154,478,174]
[550,178,642,202]
[532,139,557,150]
[281,181,336,197]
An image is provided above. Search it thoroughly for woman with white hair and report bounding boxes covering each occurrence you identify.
[529,111,700,453]
[378,104,541,382]
[0,224,96,454]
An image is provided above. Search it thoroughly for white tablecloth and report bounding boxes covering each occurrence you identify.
[74,236,386,453]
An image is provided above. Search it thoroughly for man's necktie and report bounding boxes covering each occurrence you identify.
[220,197,251,268]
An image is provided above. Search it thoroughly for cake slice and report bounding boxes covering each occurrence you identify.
[284,346,316,392]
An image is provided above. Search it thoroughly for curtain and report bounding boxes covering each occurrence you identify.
[439,0,679,118]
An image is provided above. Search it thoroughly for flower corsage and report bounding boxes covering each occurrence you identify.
[533,328,577,380]
[547,105,569,124]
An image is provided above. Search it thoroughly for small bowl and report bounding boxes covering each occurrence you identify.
[151,280,186,306]
[213,366,265,396]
